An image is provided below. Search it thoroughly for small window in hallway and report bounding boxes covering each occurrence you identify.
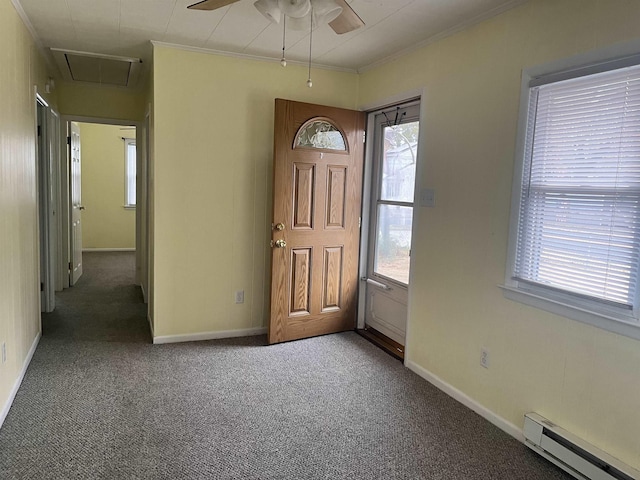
[124,138,136,208]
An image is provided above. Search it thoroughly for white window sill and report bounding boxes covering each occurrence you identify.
[499,285,640,341]
[123,205,136,210]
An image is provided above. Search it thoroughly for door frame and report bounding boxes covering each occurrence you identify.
[35,92,59,313]
[58,115,147,292]
[357,89,427,363]
[139,107,151,304]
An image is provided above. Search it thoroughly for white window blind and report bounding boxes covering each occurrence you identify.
[514,64,640,310]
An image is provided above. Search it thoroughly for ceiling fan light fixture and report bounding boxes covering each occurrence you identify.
[254,0,281,23]
[287,13,316,31]
[311,0,342,24]
[277,0,311,18]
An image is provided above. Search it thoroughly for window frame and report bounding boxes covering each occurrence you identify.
[367,102,421,288]
[502,45,640,341]
[124,138,136,209]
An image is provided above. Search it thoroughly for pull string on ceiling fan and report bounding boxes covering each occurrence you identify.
[189,0,366,87]
[255,0,342,87]
[307,5,313,87]
[280,15,287,67]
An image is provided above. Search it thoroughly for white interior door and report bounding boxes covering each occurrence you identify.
[70,121,83,285]
[36,99,60,312]
[363,102,420,345]
[37,101,49,311]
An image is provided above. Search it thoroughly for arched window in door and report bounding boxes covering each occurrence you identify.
[294,118,348,152]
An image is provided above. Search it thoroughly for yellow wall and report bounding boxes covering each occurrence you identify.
[152,45,359,337]
[359,0,640,469]
[4,0,635,470]
[57,81,146,122]
[79,123,136,249]
[0,0,55,417]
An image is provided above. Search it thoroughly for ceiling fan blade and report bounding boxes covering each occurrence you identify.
[328,0,365,34]
[187,0,240,11]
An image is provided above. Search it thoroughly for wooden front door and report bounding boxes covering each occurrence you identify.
[269,99,365,344]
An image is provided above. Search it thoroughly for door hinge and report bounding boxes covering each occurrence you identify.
[40,282,44,292]
[69,261,72,270]
[363,131,366,143]
[67,136,71,145]
[358,217,361,228]
[37,126,42,137]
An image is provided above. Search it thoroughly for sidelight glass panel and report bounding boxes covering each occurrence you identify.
[374,205,413,284]
[295,119,346,151]
[380,121,418,202]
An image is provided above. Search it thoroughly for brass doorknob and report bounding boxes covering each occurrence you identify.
[274,239,286,248]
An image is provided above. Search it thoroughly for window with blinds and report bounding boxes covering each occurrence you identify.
[512,62,640,321]
[124,139,136,208]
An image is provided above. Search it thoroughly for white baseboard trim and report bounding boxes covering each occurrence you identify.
[405,360,524,442]
[82,248,135,252]
[0,332,41,429]
[153,327,267,345]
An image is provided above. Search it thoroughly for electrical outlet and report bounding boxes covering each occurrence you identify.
[235,290,244,304]
[1,342,6,364]
[480,347,489,369]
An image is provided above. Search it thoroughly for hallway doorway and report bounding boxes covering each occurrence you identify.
[42,251,149,341]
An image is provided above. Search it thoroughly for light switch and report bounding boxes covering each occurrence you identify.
[420,188,435,207]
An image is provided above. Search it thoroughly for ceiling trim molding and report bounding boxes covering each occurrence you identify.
[10,0,56,72]
[10,0,40,48]
[357,0,530,74]
[150,41,358,74]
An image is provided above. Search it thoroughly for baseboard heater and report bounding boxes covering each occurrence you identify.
[524,413,639,480]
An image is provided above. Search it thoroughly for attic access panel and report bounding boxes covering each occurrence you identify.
[50,49,142,88]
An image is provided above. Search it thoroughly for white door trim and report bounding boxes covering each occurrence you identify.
[59,115,145,289]
[36,92,58,313]
[357,87,428,364]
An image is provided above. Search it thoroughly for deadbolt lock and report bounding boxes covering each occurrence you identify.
[274,223,285,231]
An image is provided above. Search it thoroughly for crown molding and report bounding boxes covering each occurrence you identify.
[10,0,57,73]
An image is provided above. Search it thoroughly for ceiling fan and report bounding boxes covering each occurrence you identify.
[187,0,365,34]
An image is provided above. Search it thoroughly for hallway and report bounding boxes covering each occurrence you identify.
[43,252,149,342]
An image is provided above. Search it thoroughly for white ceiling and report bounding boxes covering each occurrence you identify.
[15,0,528,81]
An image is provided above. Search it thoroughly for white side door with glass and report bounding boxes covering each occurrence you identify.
[363,102,420,345]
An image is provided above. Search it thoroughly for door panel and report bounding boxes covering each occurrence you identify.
[269,99,365,344]
[322,246,343,311]
[293,163,315,229]
[369,289,408,342]
[70,121,83,285]
[290,248,311,315]
[326,166,346,228]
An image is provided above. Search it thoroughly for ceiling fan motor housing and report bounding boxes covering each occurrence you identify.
[278,0,311,18]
